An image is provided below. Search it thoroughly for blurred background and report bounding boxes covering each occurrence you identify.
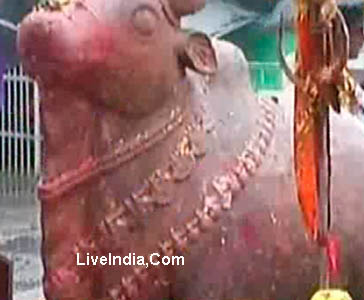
[182,0,364,92]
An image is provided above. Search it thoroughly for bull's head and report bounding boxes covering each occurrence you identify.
[17,0,217,114]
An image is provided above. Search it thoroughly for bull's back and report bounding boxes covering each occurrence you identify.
[173,41,364,300]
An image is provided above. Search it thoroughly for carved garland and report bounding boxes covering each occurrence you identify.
[41,95,277,300]
[112,97,278,300]
[38,107,186,200]
[65,96,278,300]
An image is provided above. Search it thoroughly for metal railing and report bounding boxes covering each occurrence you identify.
[0,65,41,200]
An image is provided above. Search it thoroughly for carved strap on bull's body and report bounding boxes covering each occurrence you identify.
[39,92,278,300]
[38,107,185,200]
[68,97,278,300]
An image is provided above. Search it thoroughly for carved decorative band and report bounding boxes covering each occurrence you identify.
[38,108,185,201]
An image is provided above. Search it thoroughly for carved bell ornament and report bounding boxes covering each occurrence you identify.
[310,289,353,300]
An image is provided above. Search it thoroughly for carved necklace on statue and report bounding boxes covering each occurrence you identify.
[53,96,279,300]
[38,105,193,200]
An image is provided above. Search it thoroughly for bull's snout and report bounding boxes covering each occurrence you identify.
[17,2,113,84]
[18,14,52,60]
[17,10,70,77]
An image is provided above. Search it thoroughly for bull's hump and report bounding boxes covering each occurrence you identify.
[188,39,270,157]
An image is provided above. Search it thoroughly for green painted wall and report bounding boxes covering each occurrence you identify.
[222,25,296,91]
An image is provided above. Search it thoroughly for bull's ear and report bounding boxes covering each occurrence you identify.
[179,31,217,75]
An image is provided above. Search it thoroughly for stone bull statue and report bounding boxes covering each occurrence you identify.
[15,0,364,299]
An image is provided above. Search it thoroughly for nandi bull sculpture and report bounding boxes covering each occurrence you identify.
[14,0,364,299]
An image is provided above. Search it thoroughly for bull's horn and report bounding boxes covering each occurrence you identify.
[160,0,206,26]
[166,0,206,17]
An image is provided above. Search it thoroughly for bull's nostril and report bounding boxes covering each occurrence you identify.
[77,51,85,63]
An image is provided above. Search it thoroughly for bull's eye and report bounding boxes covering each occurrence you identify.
[131,6,158,36]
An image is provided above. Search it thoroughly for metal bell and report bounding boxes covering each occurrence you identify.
[310,289,353,300]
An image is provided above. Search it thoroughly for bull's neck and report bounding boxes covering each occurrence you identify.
[40,80,193,189]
